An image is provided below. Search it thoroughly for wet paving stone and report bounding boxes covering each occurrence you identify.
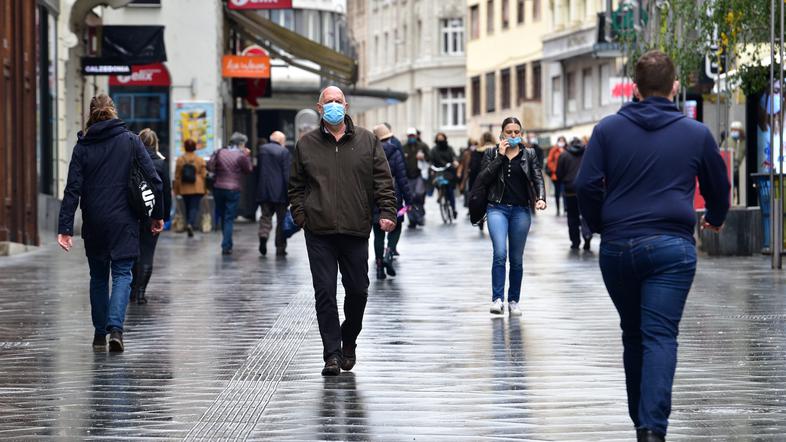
[0,200,785,440]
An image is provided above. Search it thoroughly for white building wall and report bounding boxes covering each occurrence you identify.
[101,0,225,153]
[356,0,467,147]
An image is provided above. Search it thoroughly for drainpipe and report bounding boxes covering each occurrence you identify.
[561,59,568,131]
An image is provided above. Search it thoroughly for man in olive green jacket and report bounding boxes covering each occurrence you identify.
[289,86,397,376]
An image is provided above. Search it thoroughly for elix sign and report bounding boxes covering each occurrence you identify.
[227,0,293,10]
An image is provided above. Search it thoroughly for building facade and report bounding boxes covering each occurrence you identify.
[465,0,551,141]
[349,0,468,147]
[540,0,622,142]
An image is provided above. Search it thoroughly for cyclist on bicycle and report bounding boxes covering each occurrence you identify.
[430,132,459,219]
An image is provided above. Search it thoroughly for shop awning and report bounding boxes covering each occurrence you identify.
[225,8,357,84]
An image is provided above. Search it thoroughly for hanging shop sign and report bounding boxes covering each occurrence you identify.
[82,59,131,75]
[227,0,293,10]
[109,63,171,87]
[222,54,271,78]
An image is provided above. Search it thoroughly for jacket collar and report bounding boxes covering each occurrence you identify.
[320,115,355,141]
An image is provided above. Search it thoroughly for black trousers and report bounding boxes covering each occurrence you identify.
[564,194,592,246]
[304,230,369,362]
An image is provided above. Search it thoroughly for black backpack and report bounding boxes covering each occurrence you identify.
[181,161,197,184]
[128,137,156,220]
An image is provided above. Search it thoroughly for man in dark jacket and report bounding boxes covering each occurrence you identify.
[256,131,291,257]
[575,51,730,441]
[556,137,592,250]
[289,86,397,376]
[58,104,164,352]
[430,133,459,218]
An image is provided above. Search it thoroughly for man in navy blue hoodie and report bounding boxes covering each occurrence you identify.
[575,51,729,441]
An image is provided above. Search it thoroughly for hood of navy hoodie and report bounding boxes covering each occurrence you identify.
[617,97,685,131]
[77,119,128,145]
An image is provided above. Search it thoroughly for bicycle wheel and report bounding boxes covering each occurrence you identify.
[440,198,451,224]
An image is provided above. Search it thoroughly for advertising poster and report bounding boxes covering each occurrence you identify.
[173,101,215,158]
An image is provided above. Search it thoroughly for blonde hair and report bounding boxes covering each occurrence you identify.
[86,94,118,129]
[139,128,159,151]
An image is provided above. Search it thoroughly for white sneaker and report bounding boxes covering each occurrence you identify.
[508,301,522,316]
[489,299,504,314]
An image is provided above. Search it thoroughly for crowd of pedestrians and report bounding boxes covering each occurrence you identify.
[55,51,731,442]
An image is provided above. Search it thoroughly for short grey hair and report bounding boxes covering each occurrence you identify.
[229,132,248,146]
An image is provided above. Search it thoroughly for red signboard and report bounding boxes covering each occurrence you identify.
[227,0,293,10]
[109,63,171,87]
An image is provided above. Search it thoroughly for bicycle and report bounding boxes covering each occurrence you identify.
[430,164,455,224]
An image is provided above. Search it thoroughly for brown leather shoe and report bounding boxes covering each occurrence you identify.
[341,344,356,371]
[321,356,341,376]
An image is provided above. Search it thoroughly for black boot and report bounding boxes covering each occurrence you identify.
[583,236,592,251]
[259,237,267,256]
[637,429,665,442]
[375,258,386,280]
[129,262,142,303]
[383,249,396,277]
[136,266,153,305]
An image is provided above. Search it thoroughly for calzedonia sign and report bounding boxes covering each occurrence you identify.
[227,0,293,10]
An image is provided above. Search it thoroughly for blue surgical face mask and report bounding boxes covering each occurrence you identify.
[407,136,417,144]
[322,102,346,125]
[508,137,522,147]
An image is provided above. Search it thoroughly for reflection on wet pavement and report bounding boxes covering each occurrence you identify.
[0,200,784,440]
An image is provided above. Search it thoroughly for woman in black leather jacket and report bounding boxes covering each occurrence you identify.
[476,117,547,316]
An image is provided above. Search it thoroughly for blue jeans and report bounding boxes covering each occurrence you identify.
[487,204,532,302]
[182,194,203,228]
[213,188,240,251]
[599,235,697,436]
[88,257,134,334]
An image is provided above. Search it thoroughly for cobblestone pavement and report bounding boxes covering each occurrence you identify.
[0,199,785,441]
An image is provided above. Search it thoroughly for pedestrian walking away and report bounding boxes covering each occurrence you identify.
[372,123,413,280]
[575,50,730,441]
[207,132,253,255]
[288,86,397,376]
[174,139,207,237]
[130,129,171,305]
[546,136,566,215]
[57,95,164,352]
[402,127,430,228]
[256,131,292,257]
[556,137,592,251]
[475,117,546,316]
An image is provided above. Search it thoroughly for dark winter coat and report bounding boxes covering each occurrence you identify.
[403,139,430,179]
[147,147,172,222]
[58,119,163,260]
[288,115,397,237]
[575,96,730,242]
[381,139,413,210]
[256,141,291,204]
[556,142,585,195]
[477,146,547,212]
[430,142,457,168]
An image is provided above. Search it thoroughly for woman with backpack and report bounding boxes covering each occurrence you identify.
[130,129,172,305]
[57,95,164,352]
[174,139,207,237]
